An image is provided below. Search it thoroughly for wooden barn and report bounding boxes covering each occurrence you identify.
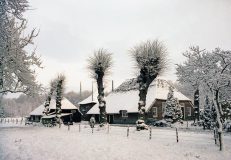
[29,97,82,124]
[29,104,44,122]
[87,78,194,124]
[78,92,98,121]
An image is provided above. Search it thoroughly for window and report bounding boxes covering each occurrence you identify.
[121,110,128,118]
[153,107,158,118]
[187,107,191,116]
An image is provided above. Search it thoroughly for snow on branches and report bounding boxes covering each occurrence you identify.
[176,46,231,150]
[0,0,42,96]
[130,40,167,130]
[87,49,113,126]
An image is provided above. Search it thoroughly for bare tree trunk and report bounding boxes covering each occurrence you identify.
[43,87,55,115]
[0,57,3,93]
[56,79,63,124]
[96,68,107,126]
[213,90,224,151]
[193,89,200,123]
[136,68,156,130]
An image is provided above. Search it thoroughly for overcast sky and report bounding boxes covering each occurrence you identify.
[23,0,231,93]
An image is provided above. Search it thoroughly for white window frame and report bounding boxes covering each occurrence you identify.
[153,107,158,118]
[121,110,128,118]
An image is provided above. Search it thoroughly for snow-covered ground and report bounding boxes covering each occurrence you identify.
[0,121,231,160]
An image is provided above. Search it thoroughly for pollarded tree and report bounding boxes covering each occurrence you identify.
[43,80,57,115]
[0,0,41,96]
[87,49,113,126]
[55,74,65,124]
[130,40,167,130]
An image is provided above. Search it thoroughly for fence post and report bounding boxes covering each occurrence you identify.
[127,125,129,138]
[16,119,18,124]
[214,128,217,144]
[218,132,222,151]
[149,126,152,140]
[176,128,179,143]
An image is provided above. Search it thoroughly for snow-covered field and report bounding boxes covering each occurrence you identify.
[0,121,231,160]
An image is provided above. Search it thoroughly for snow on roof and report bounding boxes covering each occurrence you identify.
[49,97,78,110]
[87,78,191,114]
[30,97,78,116]
[30,104,45,116]
[78,92,98,105]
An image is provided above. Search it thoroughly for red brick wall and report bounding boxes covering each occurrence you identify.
[147,99,194,120]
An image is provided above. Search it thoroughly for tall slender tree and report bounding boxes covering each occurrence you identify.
[43,80,57,115]
[55,74,65,124]
[130,40,167,130]
[87,49,113,126]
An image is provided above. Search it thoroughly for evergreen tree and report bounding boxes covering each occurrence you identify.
[173,98,183,123]
[163,86,183,123]
[163,86,175,123]
[221,101,231,121]
[202,96,213,129]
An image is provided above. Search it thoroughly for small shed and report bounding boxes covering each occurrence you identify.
[29,104,44,122]
[29,97,82,123]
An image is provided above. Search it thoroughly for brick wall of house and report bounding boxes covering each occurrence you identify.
[147,99,194,120]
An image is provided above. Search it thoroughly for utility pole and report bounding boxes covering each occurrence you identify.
[92,81,94,101]
[112,80,114,92]
[80,81,82,100]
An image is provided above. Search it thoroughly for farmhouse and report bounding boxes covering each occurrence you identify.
[87,78,194,124]
[29,97,82,123]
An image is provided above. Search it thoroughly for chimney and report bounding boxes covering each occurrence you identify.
[80,81,82,99]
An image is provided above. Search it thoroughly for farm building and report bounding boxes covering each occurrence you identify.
[78,92,98,121]
[30,104,44,122]
[87,78,194,124]
[29,97,82,123]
